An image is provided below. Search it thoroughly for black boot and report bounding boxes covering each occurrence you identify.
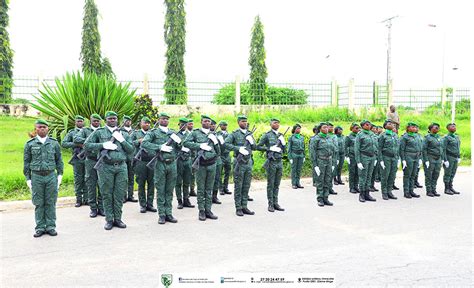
[409,191,420,198]
[158,215,166,224]
[268,204,275,212]
[146,204,157,212]
[382,194,389,200]
[369,186,375,192]
[75,199,82,208]
[274,203,285,211]
[248,196,253,201]
[219,189,226,195]
[89,209,98,218]
[359,191,366,202]
[242,207,255,215]
[189,189,197,197]
[224,188,232,195]
[297,184,304,189]
[365,191,376,201]
[183,198,195,208]
[199,210,206,221]
[432,190,440,197]
[415,181,423,188]
[33,230,45,238]
[404,191,412,199]
[212,191,221,204]
[104,221,113,230]
[140,206,147,213]
[392,185,399,190]
[323,197,333,206]
[349,188,358,194]
[426,190,435,197]
[165,215,178,223]
[177,199,184,209]
[355,187,361,193]
[236,209,244,216]
[338,176,345,185]
[329,189,338,195]
[98,209,106,217]
[450,183,460,194]
[333,177,339,185]
[113,219,127,228]
[388,191,398,200]
[317,198,325,207]
[205,210,218,220]
[292,185,298,189]
[444,183,453,195]
[127,196,138,203]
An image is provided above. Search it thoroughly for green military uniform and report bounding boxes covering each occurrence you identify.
[327,128,338,194]
[62,117,86,205]
[309,127,318,188]
[378,121,399,200]
[422,125,443,197]
[174,118,194,209]
[354,121,378,202]
[217,122,232,195]
[73,115,104,216]
[211,120,223,204]
[335,130,345,184]
[188,119,197,196]
[183,115,221,219]
[442,125,461,194]
[84,112,134,227]
[399,123,423,198]
[369,130,380,191]
[288,128,305,188]
[120,115,135,202]
[130,123,155,211]
[344,126,359,193]
[311,127,334,206]
[24,119,64,235]
[257,120,286,211]
[414,132,424,188]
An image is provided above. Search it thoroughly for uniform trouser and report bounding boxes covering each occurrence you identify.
[380,156,397,195]
[311,161,317,187]
[335,154,344,178]
[370,160,380,187]
[443,156,459,185]
[196,163,216,211]
[233,160,252,209]
[415,166,420,184]
[125,160,134,199]
[348,156,359,190]
[315,160,332,200]
[424,158,441,192]
[134,160,154,207]
[72,161,86,202]
[175,157,192,201]
[290,156,304,186]
[85,158,103,210]
[213,160,222,193]
[403,157,419,193]
[155,160,177,217]
[31,172,58,232]
[97,162,127,222]
[191,169,196,192]
[358,157,376,191]
[266,160,283,206]
[219,155,232,192]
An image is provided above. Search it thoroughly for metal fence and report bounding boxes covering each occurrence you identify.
[2,75,470,110]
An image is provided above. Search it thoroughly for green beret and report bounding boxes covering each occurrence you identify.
[90,113,102,121]
[237,115,247,121]
[327,122,334,127]
[350,122,360,128]
[210,119,217,125]
[406,122,418,127]
[159,112,170,119]
[383,119,393,128]
[318,121,328,127]
[446,122,456,128]
[123,115,132,121]
[141,116,151,123]
[187,118,193,123]
[335,126,342,130]
[360,119,372,126]
[219,120,228,126]
[35,119,49,126]
[270,118,280,123]
[105,111,118,118]
[75,115,84,121]
[201,114,211,120]
[178,117,188,124]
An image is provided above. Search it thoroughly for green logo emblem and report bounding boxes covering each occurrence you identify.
[161,274,173,288]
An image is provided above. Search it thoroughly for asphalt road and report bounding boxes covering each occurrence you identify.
[1,167,472,287]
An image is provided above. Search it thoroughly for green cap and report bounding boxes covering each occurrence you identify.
[219,120,228,126]
[407,122,418,127]
[141,116,151,123]
[105,111,118,118]
[446,122,456,128]
[178,117,188,124]
[123,115,132,121]
[75,115,84,121]
[159,112,170,119]
[318,121,328,127]
[90,113,102,121]
[270,118,280,123]
[187,118,194,123]
[327,122,334,127]
[237,115,247,121]
[201,114,211,120]
[350,122,360,128]
[210,119,217,125]
[35,119,49,126]
[335,125,342,130]
[383,119,393,128]
[360,119,372,126]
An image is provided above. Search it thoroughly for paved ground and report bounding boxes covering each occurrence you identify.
[1,167,472,287]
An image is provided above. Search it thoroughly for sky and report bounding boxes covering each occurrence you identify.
[7,0,473,88]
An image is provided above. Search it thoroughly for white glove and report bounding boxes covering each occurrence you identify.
[103,141,118,150]
[238,146,249,155]
[332,166,335,171]
[402,160,407,170]
[278,135,286,146]
[57,175,62,189]
[245,135,255,145]
[374,160,377,166]
[217,135,225,144]
[208,133,218,145]
[380,161,386,170]
[345,157,350,164]
[289,159,293,164]
[160,144,173,153]
[269,145,282,153]
[425,161,430,169]
[397,159,401,167]
[181,146,190,153]
[337,160,339,165]
[443,161,450,168]
[200,143,212,151]
[170,133,181,144]
[314,166,320,176]
[26,180,32,190]
[457,158,461,164]
[303,158,305,163]
[418,159,422,168]
[357,163,364,170]
[112,131,125,143]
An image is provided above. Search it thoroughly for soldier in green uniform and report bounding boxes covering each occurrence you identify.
[422,123,443,197]
[84,111,134,230]
[224,115,257,216]
[288,123,305,189]
[73,113,105,217]
[183,115,221,221]
[121,115,138,203]
[399,122,423,199]
[345,123,360,194]
[354,120,377,202]
[210,119,222,204]
[187,119,197,197]
[442,123,461,195]
[368,125,380,192]
[334,126,345,185]
[378,119,399,200]
[24,119,64,237]
[141,113,181,224]
[309,125,319,188]
[413,125,424,189]
[217,120,232,195]
[326,123,338,195]
[392,127,401,191]
[312,122,334,207]
[62,115,86,207]
[131,116,157,213]
[174,117,195,209]
[257,118,287,212]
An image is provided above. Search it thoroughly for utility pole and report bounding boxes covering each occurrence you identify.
[381,16,399,86]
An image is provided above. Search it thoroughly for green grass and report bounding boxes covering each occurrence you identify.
[0,105,470,201]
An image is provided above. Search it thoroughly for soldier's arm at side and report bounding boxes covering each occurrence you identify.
[183,132,201,151]
[121,133,134,154]
[61,130,75,148]
[354,134,361,164]
[55,141,64,175]
[422,135,429,162]
[84,130,103,151]
[399,137,406,161]
[377,135,384,162]
[287,136,293,159]
[73,129,86,144]
[312,137,319,167]
[256,133,269,152]
[23,143,32,180]
[224,133,238,153]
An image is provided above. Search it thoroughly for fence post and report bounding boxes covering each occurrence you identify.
[143,73,149,95]
[372,81,377,106]
[387,79,393,108]
[37,73,43,91]
[441,86,446,109]
[331,78,337,106]
[348,78,355,110]
[235,75,241,114]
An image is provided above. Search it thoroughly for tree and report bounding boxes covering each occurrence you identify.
[164,0,187,104]
[0,0,14,102]
[80,0,114,77]
[249,15,268,104]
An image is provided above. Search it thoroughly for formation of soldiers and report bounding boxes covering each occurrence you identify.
[24,112,462,237]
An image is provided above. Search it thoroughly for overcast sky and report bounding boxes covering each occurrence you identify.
[8,0,473,88]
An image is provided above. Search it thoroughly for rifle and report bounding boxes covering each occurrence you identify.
[146,123,187,170]
[68,146,85,165]
[262,126,290,170]
[191,126,221,170]
[132,122,158,166]
[234,125,256,172]
[93,123,125,170]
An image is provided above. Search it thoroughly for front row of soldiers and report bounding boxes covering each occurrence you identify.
[24,112,461,236]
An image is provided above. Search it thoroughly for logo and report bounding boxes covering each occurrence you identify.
[161,274,173,288]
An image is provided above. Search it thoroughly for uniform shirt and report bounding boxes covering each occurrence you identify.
[344,132,357,159]
[225,128,257,164]
[257,130,287,160]
[141,127,181,162]
[310,133,333,167]
[73,126,100,158]
[24,137,64,180]
[354,129,378,164]
[422,133,444,163]
[131,129,155,161]
[377,130,399,161]
[399,132,423,161]
[328,133,339,160]
[442,132,461,159]
[216,130,231,157]
[287,134,305,159]
[336,134,345,156]
[183,128,221,161]
[175,130,191,161]
[84,127,134,162]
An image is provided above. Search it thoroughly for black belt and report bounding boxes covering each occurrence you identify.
[32,170,53,176]
[405,152,421,158]
[382,151,396,157]
[446,151,460,158]
[160,158,175,164]
[103,160,124,166]
[87,156,98,161]
[361,151,375,157]
[317,155,332,160]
